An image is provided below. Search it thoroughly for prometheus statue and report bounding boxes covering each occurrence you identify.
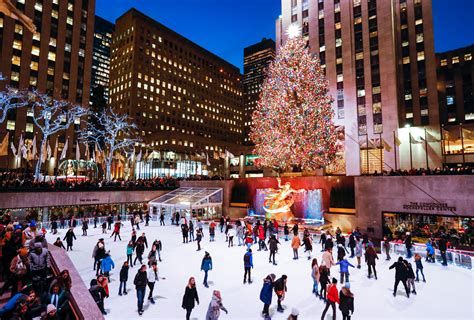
[263,178,305,222]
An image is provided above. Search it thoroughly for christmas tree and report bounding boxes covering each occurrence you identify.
[250,31,339,172]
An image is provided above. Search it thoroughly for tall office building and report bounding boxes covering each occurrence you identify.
[91,15,114,103]
[243,38,275,145]
[0,0,95,168]
[109,9,244,177]
[277,0,440,175]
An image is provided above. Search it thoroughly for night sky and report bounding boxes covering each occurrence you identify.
[96,0,474,71]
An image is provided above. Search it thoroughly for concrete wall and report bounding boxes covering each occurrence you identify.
[354,175,474,239]
[0,190,168,209]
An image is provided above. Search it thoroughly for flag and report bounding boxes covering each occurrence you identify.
[84,144,90,161]
[410,133,423,144]
[136,149,142,162]
[144,149,149,160]
[206,153,210,166]
[53,138,58,160]
[40,140,47,163]
[0,134,8,156]
[10,141,17,157]
[128,148,135,162]
[18,134,24,158]
[60,139,68,160]
[47,141,52,160]
[75,141,80,161]
[394,135,402,147]
[94,143,100,162]
[31,135,37,160]
[382,139,392,152]
[225,149,235,159]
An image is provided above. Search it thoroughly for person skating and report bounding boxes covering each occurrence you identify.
[147,244,159,267]
[206,290,228,320]
[219,216,225,233]
[321,248,335,272]
[118,261,129,296]
[110,220,123,241]
[355,239,363,269]
[53,237,65,250]
[258,224,266,251]
[89,279,107,315]
[414,254,426,282]
[134,239,145,266]
[321,278,339,320]
[126,241,134,267]
[260,273,275,319]
[82,218,88,236]
[348,233,356,258]
[389,257,410,298]
[137,232,148,249]
[236,223,244,246]
[268,235,280,265]
[152,239,163,262]
[159,211,165,226]
[100,252,115,282]
[339,282,354,320]
[107,214,113,230]
[274,275,287,313]
[291,234,301,260]
[93,239,106,275]
[134,265,148,315]
[319,232,327,252]
[425,240,435,263]
[201,251,213,288]
[181,223,189,243]
[311,258,320,297]
[145,212,150,226]
[227,225,235,247]
[335,257,354,284]
[147,262,165,304]
[365,244,378,279]
[196,228,203,251]
[337,244,346,261]
[405,232,413,259]
[437,236,448,266]
[405,260,417,295]
[325,235,334,251]
[189,220,195,241]
[131,229,137,247]
[284,223,290,241]
[63,228,76,251]
[182,277,199,320]
[383,237,391,260]
[243,249,253,284]
[291,223,298,236]
[101,221,107,234]
[209,221,216,242]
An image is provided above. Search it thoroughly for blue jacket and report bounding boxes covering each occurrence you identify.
[336,259,355,273]
[126,245,134,255]
[259,278,273,304]
[0,293,25,316]
[426,242,435,255]
[201,256,213,271]
[100,255,115,273]
[244,252,253,268]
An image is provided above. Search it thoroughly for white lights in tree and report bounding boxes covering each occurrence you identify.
[286,23,302,39]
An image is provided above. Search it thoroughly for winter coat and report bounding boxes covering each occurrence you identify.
[137,236,148,249]
[325,238,334,250]
[339,288,354,315]
[201,256,213,271]
[10,255,29,276]
[389,261,408,280]
[349,235,356,248]
[438,238,447,251]
[113,222,122,233]
[63,230,76,245]
[82,220,88,230]
[205,294,227,320]
[244,251,253,268]
[126,245,134,255]
[147,268,159,283]
[284,226,289,235]
[304,236,313,251]
[135,243,145,255]
[100,255,115,273]
[337,246,346,260]
[321,251,335,268]
[406,264,415,279]
[405,236,413,249]
[29,244,50,271]
[182,286,199,310]
[355,242,363,257]
[415,259,423,269]
[336,259,355,273]
[134,270,148,289]
[327,284,340,303]
[311,264,320,282]
[236,225,244,238]
[268,237,280,252]
[365,247,379,265]
[258,226,265,240]
[426,242,435,255]
[259,276,274,304]
[228,228,236,238]
[89,285,106,304]
[273,277,287,295]
[120,265,129,282]
[291,236,301,249]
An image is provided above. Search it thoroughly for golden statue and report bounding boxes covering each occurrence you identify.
[263,178,305,222]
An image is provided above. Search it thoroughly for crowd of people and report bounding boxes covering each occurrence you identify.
[369,166,473,176]
[0,219,74,319]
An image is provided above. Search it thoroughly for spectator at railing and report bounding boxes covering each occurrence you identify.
[366,166,473,176]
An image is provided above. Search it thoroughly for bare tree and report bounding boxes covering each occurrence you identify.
[28,90,88,181]
[81,107,140,181]
[0,75,28,124]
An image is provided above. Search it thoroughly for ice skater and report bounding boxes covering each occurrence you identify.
[182,277,199,320]
[201,251,213,288]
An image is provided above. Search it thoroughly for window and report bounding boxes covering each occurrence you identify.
[291,14,298,22]
[417,51,425,61]
[26,123,34,132]
[336,38,342,47]
[403,56,410,64]
[440,58,447,66]
[416,33,424,43]
[446,96,454,105]
[6,120,15,131]
[465,53,472,61]
[13,40,22,50]
[452,56,460,64]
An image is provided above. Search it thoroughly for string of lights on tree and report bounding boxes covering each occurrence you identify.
[250,26,340,172]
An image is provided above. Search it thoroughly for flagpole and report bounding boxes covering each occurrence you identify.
[393,130,398,171]
[424,128,429,169]
[379,133,383,174]
[460,123,465,166]
[408,129,413,170]
[365,134,369,174]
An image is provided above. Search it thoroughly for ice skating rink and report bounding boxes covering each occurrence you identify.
[46,222,474,319]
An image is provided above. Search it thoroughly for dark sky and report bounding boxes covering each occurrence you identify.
[96,0,474,72]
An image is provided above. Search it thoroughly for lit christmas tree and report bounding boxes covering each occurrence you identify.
[250,29,339,172]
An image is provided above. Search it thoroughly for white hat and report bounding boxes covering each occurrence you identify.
[47,304,57,313]
[291,308,299,316]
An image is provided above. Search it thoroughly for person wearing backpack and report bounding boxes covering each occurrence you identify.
[243,249,253,284]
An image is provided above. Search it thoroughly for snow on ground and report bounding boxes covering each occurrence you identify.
[46,221,474,320]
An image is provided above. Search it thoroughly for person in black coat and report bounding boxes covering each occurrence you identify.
[134,265,148,315]
[119,261,129,296]
[134,240,145,266]
[273,275,287,313]
[268,235,280,265]
[63,228,76,251]
[389,257,410,297]
[348,234,356,258]
[291,223,299,236]
[339,282,354,320]
[182,277,199,320]
[437,236,448,266]
[89,279,107,315]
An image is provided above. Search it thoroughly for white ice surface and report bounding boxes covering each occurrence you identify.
[46,221,474,320]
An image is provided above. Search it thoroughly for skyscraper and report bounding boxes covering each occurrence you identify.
[277,0,441,175]
[109,9,244,177]
[0,0,95,167]
[91,15,114,103]
[243,38,275,145]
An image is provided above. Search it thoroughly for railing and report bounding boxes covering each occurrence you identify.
[381,241,473,270]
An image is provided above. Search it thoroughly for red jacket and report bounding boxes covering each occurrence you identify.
[258,226,265,240]
[327,284,339,304]
[210,222,216,229]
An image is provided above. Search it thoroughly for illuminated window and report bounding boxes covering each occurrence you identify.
[452,56,459,64]
[440,59,447,66]
[336,38,342,47]
[13,40,22,50]
[6,120,15,131]
[31,46,40,56]
[14,24,23,34]
[446,96,454,105]
[403,56,410,64]
[11,56,21,66]
[465,53,472,61]
[26,123,34,132]
[30,61,38,71]
[416,33,423,43]
[417,51,425,61]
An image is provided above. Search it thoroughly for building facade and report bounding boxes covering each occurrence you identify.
[91,15,114,103]
[436,45,474,166]
[0,0,95,168]
[243,38,275,145]
[109,9,244,177]
[277,0,441,175]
